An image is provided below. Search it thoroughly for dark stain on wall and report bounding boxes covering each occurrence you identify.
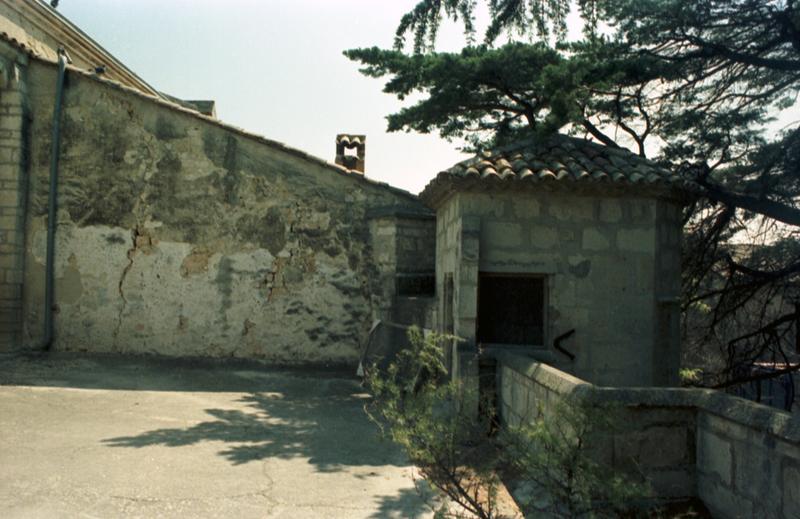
[203,131,238,171]
[215,255,234,330]
[151,116,187,141]
[569,259,592,278]
[34,112,141,226]
[235,207,287,255]
[64,176,141,227]
[146,150,181,221]
[214,168,241,207]
[105,233,127,245]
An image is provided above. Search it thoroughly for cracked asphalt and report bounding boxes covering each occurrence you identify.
[0,353,433,518]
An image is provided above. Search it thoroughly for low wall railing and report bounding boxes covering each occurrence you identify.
[493,351,800,519]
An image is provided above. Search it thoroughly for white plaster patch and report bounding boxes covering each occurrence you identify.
[227,249,275,272]
[482,222,522,248]
[530,225,558,249]
[599,199,622,223]
[548,198,594,221]
[513,197,540,219]
[582,228,609,251]
[617,228,655,253]
[461,193,504,217]
[43,225,138,350]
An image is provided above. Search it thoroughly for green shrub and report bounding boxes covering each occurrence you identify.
[365,327,653,518]
[501,396,652,518]
[365,327,501,518]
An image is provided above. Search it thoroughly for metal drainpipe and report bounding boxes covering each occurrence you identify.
[40,49,67,351]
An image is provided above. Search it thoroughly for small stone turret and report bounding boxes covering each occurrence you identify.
[335,134,365,174]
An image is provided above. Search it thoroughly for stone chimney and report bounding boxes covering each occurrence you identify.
[335,134,365,174]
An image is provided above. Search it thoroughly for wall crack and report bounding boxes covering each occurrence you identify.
[114,226,145,339]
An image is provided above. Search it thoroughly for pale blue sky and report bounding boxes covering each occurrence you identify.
[58,0,473,194]
[56,1,796,195]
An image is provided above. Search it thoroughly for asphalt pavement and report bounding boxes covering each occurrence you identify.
[0,352,433,518]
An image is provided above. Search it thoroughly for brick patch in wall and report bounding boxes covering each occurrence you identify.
[0,78,27,352]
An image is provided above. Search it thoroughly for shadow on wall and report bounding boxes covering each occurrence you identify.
[0,351,356,392]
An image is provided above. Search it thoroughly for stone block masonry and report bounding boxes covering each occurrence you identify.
[368,211,436,327]
[495,351,800,518]
[0,54,27,351]
[434,190,681,387]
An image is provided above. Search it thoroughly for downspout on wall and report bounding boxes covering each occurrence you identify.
[39,48,67,351]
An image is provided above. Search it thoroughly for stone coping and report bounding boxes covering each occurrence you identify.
[495,351,800,444]
[365,206,435,220]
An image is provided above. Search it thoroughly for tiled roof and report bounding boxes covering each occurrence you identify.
[420,134,695,207]
[0,1,162,98]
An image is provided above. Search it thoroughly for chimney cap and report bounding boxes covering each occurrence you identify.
[335,134,366,174]
[336,134,366,147]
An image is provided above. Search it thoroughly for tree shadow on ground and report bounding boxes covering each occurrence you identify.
[102,376,409,471]
[370,480,437,519]
[3,352,432,516]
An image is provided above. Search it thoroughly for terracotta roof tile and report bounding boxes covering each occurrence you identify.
[419,134,695,207]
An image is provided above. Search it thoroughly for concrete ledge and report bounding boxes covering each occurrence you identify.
[493,350,591,396]
[366,206,435,220]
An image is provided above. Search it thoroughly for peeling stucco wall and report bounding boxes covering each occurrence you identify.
[19,59,423,364]
[435,189,683,387]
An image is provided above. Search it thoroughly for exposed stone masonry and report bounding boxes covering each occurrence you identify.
[10,58,422,363]
[0,52,26,350]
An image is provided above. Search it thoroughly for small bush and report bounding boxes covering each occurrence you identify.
[365,327,653,518]
[502,397,652,518]
[365,327,501,518]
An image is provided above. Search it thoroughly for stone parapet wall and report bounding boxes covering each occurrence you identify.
[695,397,800,518]
[495,351,800,518]
[0,50,27,350]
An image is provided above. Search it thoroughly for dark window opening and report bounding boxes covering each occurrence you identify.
[477,273,545,346]
[397,273,435,297]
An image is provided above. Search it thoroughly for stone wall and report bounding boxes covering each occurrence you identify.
[368,209,436,328]
[435,190,683,387]
[15,57,424,363]
[435,195,480,378]
[496,351,800,518]
[0,46,27,350]
[696,404,800,518]
[654,200,683,386]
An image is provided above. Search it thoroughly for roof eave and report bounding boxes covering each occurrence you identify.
[420,175,699,210]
